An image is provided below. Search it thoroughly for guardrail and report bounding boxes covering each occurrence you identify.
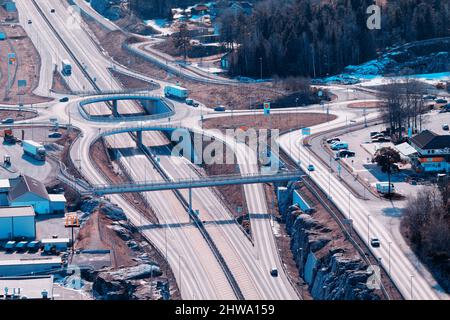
[77,94,175,123]
[86,170,302,195]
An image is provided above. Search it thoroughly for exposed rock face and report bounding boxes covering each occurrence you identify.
[280,187,380,300]
[80,197,127,221]
[91,0,124,20]
[93,264,163,300]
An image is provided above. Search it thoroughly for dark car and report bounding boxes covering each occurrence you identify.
[59,97,69,102]
[214,106,226,112]
[1,118,14,124]
[435,98,448,104]
[51,8,55,13]
[337,150,355,158]
[370,238,381,248]
[270,268,278,277]
[326,137,340,144]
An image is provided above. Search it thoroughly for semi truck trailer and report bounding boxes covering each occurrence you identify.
[164,85,189,100]
[22,140,46,161]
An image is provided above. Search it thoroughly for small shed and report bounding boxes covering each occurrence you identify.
[48,194,66,214]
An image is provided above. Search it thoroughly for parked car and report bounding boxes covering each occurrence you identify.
[337,150,356,158]
[214,106,226,112]
[370,131,380,138]
[307,164,315,171]
[27,241,40,252]
[435,98,448,104]
[1,118,14,124]
[330,142,349,150]
[442,124,449,131]
[270,267,278,277]
[186,98,194,105]
[5,241,16,252]
[16,241,28,252]
[326,137,340,144]
[59,97,69,102]
[370,238,381,248]
[51,8,55,13]
[423,95,436,100]
[372,136,391,143]
[48,132,62,138]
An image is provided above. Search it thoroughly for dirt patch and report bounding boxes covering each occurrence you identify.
[110,69,155,90]
[348,101,380,109]
[0,24,51,104]
[203,113,337,132]
[51,68,71,94]
[0,109,36,121]
[89,138,159,224]
[76,211,136,268]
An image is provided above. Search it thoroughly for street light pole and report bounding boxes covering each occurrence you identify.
[259,57,263,81]
[388,241,392,276]
[410,275,414,300]
[367,214,371,245]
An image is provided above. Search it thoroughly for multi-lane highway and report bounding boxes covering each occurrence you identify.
[10,0,449,301]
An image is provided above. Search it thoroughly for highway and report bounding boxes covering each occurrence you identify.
[12,0,449,301]
[15,0,300,300]
[277,102,449,300]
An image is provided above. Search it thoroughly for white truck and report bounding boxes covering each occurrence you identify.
[164,85,189,100]
[376,182,395,194]
[22,140,46,161]
[61,59,72,76]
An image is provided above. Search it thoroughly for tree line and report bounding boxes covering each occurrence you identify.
[218,0,450,78]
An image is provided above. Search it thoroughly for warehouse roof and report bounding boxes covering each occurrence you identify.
[0,206,35,218]
[0,275,54,300]
[0,179,10,190]
[8,175,49,202]
[48,194,67,203]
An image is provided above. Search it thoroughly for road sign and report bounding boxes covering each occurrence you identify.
[302,127,311,136]
[263,102,270,115]
[18,80,26,87]
[318,90,323,97]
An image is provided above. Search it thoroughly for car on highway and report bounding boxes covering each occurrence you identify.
[307,164,315,171]
[1,118,14,124]
[270,267,278,277]
[214,106,226,112]
[326,137,340,144]
[51,8,55,13]
[48,132,62,139]
[370,238,381,248]
[330,142,348,150]
[442,124,449,131]
[336,150,355,159]
[186,98,194,105]
[27,19,32,24]
[59,97,69,102]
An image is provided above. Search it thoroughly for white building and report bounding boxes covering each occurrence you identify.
[0,206,36,240]
[0,257,62,277]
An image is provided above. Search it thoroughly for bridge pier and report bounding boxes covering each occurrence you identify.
[112,100,119,117]
[136,131,143,148]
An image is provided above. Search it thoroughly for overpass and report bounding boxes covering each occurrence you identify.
[78,93,175,121]
[87,170,302,195]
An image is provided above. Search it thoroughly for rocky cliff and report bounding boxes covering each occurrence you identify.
[278,184,380,300]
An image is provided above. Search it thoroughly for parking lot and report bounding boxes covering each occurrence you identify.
[329,109,450,200]
[0,126,65,182]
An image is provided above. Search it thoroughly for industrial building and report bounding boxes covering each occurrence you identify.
[0,206,36,240]
[6,175,66,214]
[0,257,62,277]
[0,275,54,300]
